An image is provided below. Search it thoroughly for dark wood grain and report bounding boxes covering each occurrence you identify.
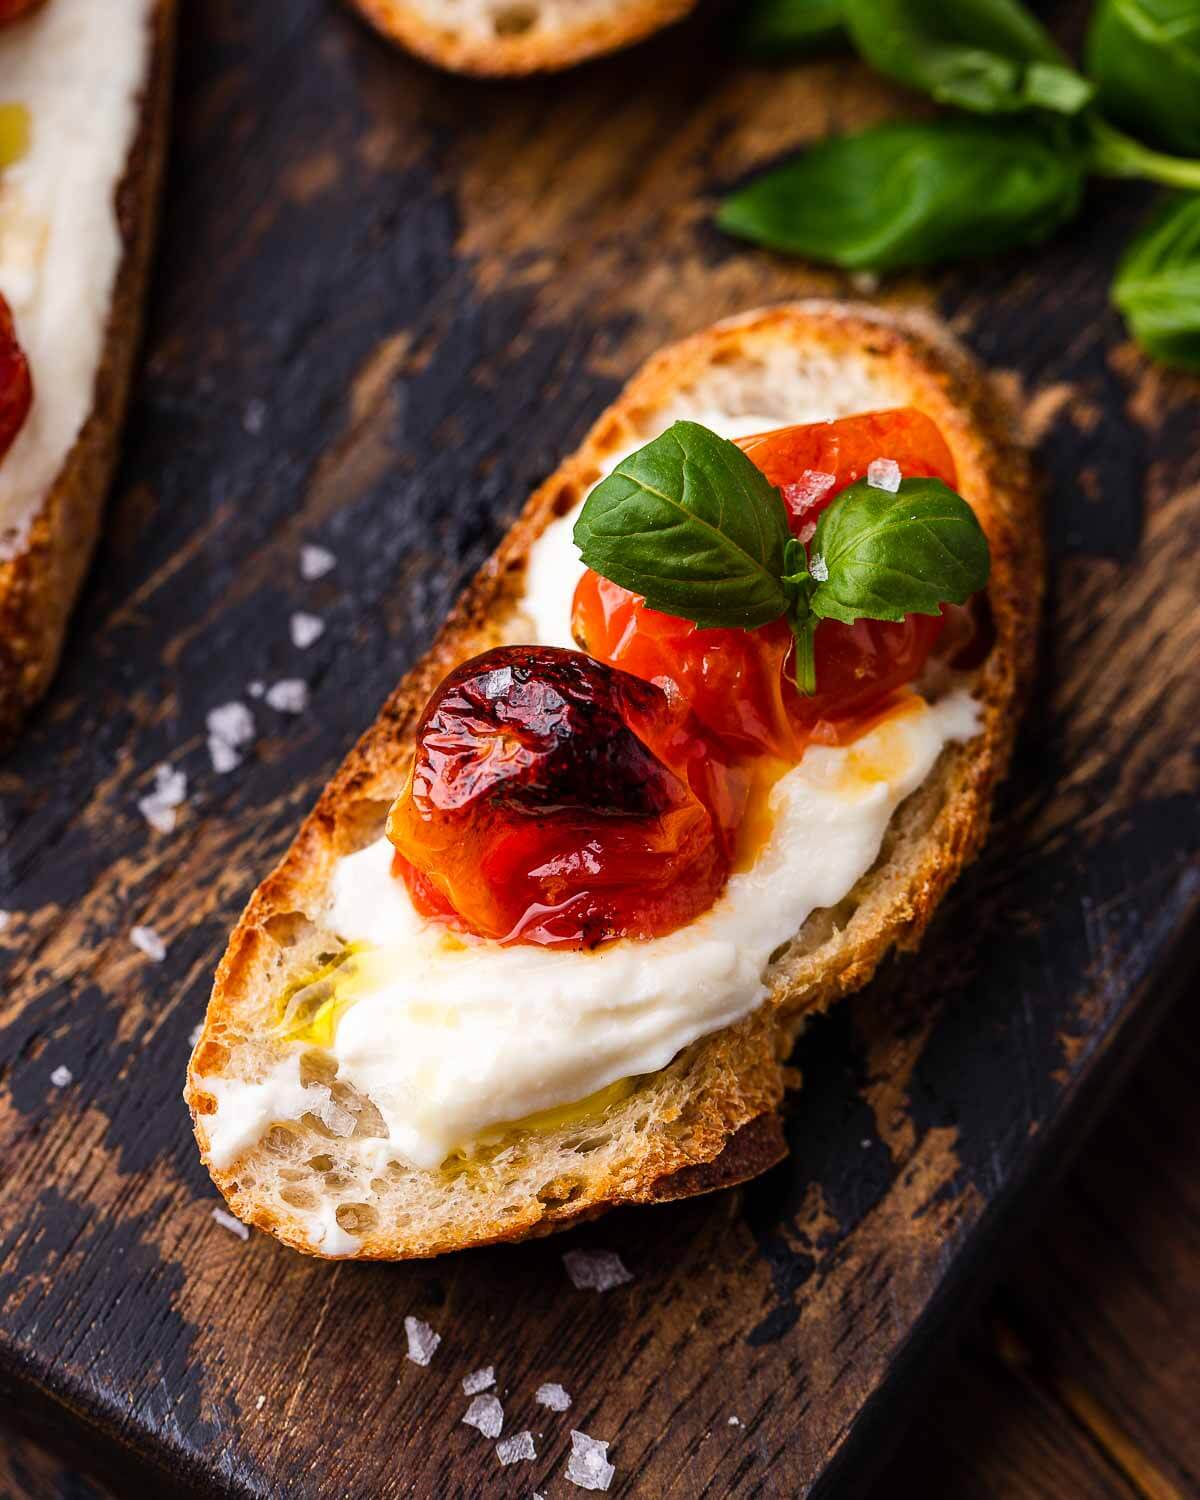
[1,2,1197,1497]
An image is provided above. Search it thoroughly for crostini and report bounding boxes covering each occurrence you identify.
[348,0,696,75]
[0,0,174,747]
[187,301,1040,1260]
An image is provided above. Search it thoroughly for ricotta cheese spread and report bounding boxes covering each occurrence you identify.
[0,0,152,558]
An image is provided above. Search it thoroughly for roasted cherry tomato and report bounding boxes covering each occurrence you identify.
[0,0,46,26]
[572,408,957,760]
[387,646,735,949]
[0,293,31,465]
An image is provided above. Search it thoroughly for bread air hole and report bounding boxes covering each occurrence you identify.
[336,1202,378,1233]
[307,1154,335,1172]
[281,1185,316,1210]
[262,911,314,949]
[493,4,537,36]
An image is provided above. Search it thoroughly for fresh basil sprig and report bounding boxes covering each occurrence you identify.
[1112,193,1200,370]
[717,119,1085,271]
[1086,0,1200,157]
[843,0,1094,115]
[573,423,990,695]
[736,0,848,59]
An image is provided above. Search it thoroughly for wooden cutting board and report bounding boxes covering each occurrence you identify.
[1,3,1197,1496]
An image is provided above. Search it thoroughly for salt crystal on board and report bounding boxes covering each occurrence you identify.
[496,1432,536,1465]
[247,681,265,698]
[462,1367,495,1395]
[206,701,255,748]
[867,457,901,492]
[563,1249,632,1292]
[243,398,267,435]
[131,925,168,963]
[208,736,242,774]
[212,1207,249,1241]
[50,1065,73,1088]
[536,1382,571,1411]
[566,1430,614,1491]
[189,1023,203,1047]
[0,911,10,932]
[463,1394,504,1438]
[300,544,336,581]
[290,612,326,650]
[138,763,186,834]
[404,1316,440,1366]
[266,679,309,714]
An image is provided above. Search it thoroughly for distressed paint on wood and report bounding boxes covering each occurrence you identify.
[1,2,1198,1496]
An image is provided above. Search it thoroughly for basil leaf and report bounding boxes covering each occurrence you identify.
[1112,193,1200,371]
[1086,0,1200,156]
[808,477,990,625]
[843,0,1093,115]
[573,421,793,631]
[717,119,1085,271]
[737,0,848,58]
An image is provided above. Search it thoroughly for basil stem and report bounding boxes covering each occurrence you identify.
[1086,114,1200,191]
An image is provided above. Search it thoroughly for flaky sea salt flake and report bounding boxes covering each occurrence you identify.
[208,736,242,774]
[781,468,836,516]
[290,612,325,650]
[462,1366,495,1395]
[867,457,902,492]
[247,680,265,698]
[189,1023,203,1047]
[536,1382,571,1411]
[463,1393,503,1438]
[563,1249,632,1292]
[131,925,168,963]
[266,678,309,714]
[496,1432,536,1466]
[207,701,255,748]
[212,1207,249,1241]
[566,1430,614,1491]
[138,763,186,833]
[405,1316,440,1366]
[50,1065,73,1088]
[809,552,829,582]
[300,543,336,581]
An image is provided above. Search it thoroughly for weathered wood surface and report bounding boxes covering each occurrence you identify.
[0,2,1197,1496]
[8,977,1199,1500]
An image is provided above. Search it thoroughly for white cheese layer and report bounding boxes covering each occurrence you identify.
[0,0,152,558]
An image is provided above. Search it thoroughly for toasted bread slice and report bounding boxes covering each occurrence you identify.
[187,301,1040,1260]
[348,0,696,75]
[0,0,174,748]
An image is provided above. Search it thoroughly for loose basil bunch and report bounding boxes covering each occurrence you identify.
[725,0,1200,367]
[573,422,989,695]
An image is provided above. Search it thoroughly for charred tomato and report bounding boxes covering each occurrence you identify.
[0,293,31,465]
[387,645,734,948]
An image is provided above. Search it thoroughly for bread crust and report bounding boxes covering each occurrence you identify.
[0,0,175,749]
[187,301,1041,1259]
[347,0,695,75]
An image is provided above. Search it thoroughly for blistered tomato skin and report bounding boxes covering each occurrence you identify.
[387,646,732,949]
[573,408,957,761]
[0,293,31,465]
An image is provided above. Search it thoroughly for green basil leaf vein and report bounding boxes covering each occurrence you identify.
[573,421,794,631]
[808,477,992,624]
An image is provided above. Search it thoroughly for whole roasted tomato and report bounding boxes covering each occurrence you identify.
[387,646,735,949]
[572,408,957,760]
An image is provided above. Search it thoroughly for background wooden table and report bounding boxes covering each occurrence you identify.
[4,977,1198,1499]
[2,0,1198,1495]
